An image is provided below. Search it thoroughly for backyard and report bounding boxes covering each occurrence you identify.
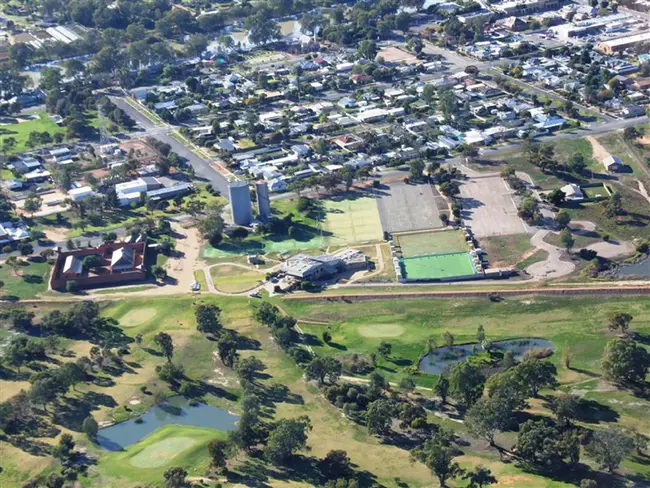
[0,111,66,154]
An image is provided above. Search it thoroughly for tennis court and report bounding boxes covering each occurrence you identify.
[395,230,468,258]
[323,196,383,246]
[400,252,477,280]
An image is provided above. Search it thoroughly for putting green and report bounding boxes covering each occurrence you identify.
[129,436,196,468]
[358,324,405,338]
[119,307,158,327]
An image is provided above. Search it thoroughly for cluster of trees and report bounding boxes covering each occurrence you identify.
[254,302,309,363]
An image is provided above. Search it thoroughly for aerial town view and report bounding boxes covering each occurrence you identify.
[1,0,650,487]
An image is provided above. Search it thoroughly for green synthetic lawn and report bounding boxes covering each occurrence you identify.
[203,195,383,257]
[396,230,468,257]
[0,111,65,154]
[401,252,477,280]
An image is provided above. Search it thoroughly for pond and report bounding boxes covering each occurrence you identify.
[615,256,650,278]
[97,396,239,451]
[418,338,555,375]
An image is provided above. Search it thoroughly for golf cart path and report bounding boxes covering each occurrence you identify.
[525,230,575,280]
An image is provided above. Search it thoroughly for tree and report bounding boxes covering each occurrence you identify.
[546,188,566,207]
[422,84,436,104]
[464,465,497,488]
[443,331,454,347]
[604,192,623,218]
[449,361,485,409]
[580,480,598,488]
[152,265,167,280]
[83,415,98,440]
[29,377,58,411]
[560,228,575,251]
[438,89,458,121]
[411,436,462,487]
[435,376,450,404]
[52,433,75,462]
[5,256,22,275]
[567,153,587,173]
[217,335,239,367]
[184,34,208,59]
[58,362,85,392]
[551,393,579,427]
[154,332,174,361]
[608,312,633,335]
[306,357,342,386]
[357,39,378,60]
[208,438,231,471]
[623,126,641,141]
[512,359,558,397]
[197,201,224,240]
[366,399,393,436]
[377,341,392,358]
[601,338,650,384]
[236,356,266,384]
[319,449,351,480]
[409,160,426,180]
[163,466,187,488]
[476,325,486,344]
[465,398,512,447]
[23,193,42,217]
[516,420,571,469]
[518,197,540,222]
[555,210,571,229]
[264,416,311,465]
[245,11,281,45]
[195,304,223,335]
[586,428,634,472]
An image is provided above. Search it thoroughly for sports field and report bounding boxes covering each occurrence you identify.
[395,230,468,258]
[203,195,382,257]
[400,252,477,280]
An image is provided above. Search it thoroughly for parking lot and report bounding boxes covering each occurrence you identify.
[376,182,443,233]
[458,176,528,238]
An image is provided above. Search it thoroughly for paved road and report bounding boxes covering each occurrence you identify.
[109,96,232,199]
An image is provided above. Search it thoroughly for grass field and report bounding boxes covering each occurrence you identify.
[210,265,262,293]
[96,425,224,483]
[3,294,650,487]
[203,193,383,257]
[0,260,51,299]
[482,138,595,189]
[400,252,477,280]
[480,233,534,268]
[0,111,65,154]
[396,230,468,257]
[286,295,650,388]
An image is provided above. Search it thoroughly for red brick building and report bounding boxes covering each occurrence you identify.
[50,241,149,290]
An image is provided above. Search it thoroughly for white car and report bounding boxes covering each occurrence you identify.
[191,281,201,291]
